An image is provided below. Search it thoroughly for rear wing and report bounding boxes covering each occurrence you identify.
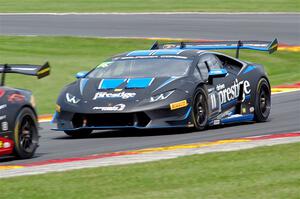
[150,38,278,58]
[0,62,50,86]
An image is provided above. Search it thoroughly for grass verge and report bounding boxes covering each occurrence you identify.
[0,142,300,199]
[0,36,299,114]
[0,0,299,13]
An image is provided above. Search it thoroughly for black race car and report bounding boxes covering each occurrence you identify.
[0,62,50,158]
[53,39,277,138]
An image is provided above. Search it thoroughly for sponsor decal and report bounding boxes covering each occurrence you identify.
[0,89,5,98]
[66,93,80,104]
[93,104,126,111]
[114,88,123,92]
[0,104,7,110]
[93,92,136,100]
[151,90,174,102]
[1,122,8,131]
[242,107,247,114]
[8,94,25,103]
[210,93,217,110]
[216,79,251,105]
[208,88,215,92]
[213,120,221,125]
[170,100,188,110]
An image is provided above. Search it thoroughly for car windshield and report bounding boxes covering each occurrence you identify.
[87,57,193,78]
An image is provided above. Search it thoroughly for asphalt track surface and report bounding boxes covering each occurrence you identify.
[0,13,299,165]
[0,13,299,44]
[1,91,299,165]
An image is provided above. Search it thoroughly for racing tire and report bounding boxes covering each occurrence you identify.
[254,78,271,122]
[13,107,39,159]
[64,129,92,138]
[192,87,209,130]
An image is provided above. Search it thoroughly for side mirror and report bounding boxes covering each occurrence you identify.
[208,69,228,84]
[76,71,88,79]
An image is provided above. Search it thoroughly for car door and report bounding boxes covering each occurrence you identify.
[197,53,238,117]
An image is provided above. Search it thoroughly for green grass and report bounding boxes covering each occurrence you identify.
[0,36,299,114]
[0,0,299,13]
[0,142,300,199]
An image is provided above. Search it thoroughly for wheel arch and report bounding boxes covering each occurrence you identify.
[17,105,38,120]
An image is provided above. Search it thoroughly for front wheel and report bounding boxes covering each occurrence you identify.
[254,78,271,122]
[64,129,92,138]
[13,108,39,159]
[192,87,209,130]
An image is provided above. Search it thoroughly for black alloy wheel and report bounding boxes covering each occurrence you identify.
[14,108,39,159]
[193,87,208,130]
[254,78,271,122]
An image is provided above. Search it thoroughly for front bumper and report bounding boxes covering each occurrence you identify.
[52,105,193,131]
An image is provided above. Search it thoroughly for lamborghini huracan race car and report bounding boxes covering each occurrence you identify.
[0,62,50,158]
[53,39,277,138]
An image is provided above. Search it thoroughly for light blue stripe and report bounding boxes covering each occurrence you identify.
[126,78,154,88]
[183,107,192,120]
[221,114,254,124]
[51,112,58,123]
[127,50,152,56]
[184,45,269,52]
[243,65,256,74]
[153,50,182,55]
[99,79,126,89]
[79,78,89,95]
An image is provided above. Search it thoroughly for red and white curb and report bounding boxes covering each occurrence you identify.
[1,132,300,178]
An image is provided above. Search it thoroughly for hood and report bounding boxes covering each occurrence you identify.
[58,76,191,113]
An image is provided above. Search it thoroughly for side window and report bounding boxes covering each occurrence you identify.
[197,54,223,80]
[206,54,223,69]
[215,54,243,74]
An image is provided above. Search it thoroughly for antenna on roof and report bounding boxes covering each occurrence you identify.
[150,41,159,50]
[180,42,185,49]
[0,64,8,86]
[235,40,242,59]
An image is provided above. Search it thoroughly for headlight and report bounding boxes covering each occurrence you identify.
[150,90,174,102]
[66,93,80,104]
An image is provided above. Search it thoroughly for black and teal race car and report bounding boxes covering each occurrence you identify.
[53,39,277,138]
[0,62,50,158]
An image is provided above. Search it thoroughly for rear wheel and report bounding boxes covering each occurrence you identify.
[254,78,271,122]
[64,129,92,138]
[192,87,208,130]
[13,108,39,159]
